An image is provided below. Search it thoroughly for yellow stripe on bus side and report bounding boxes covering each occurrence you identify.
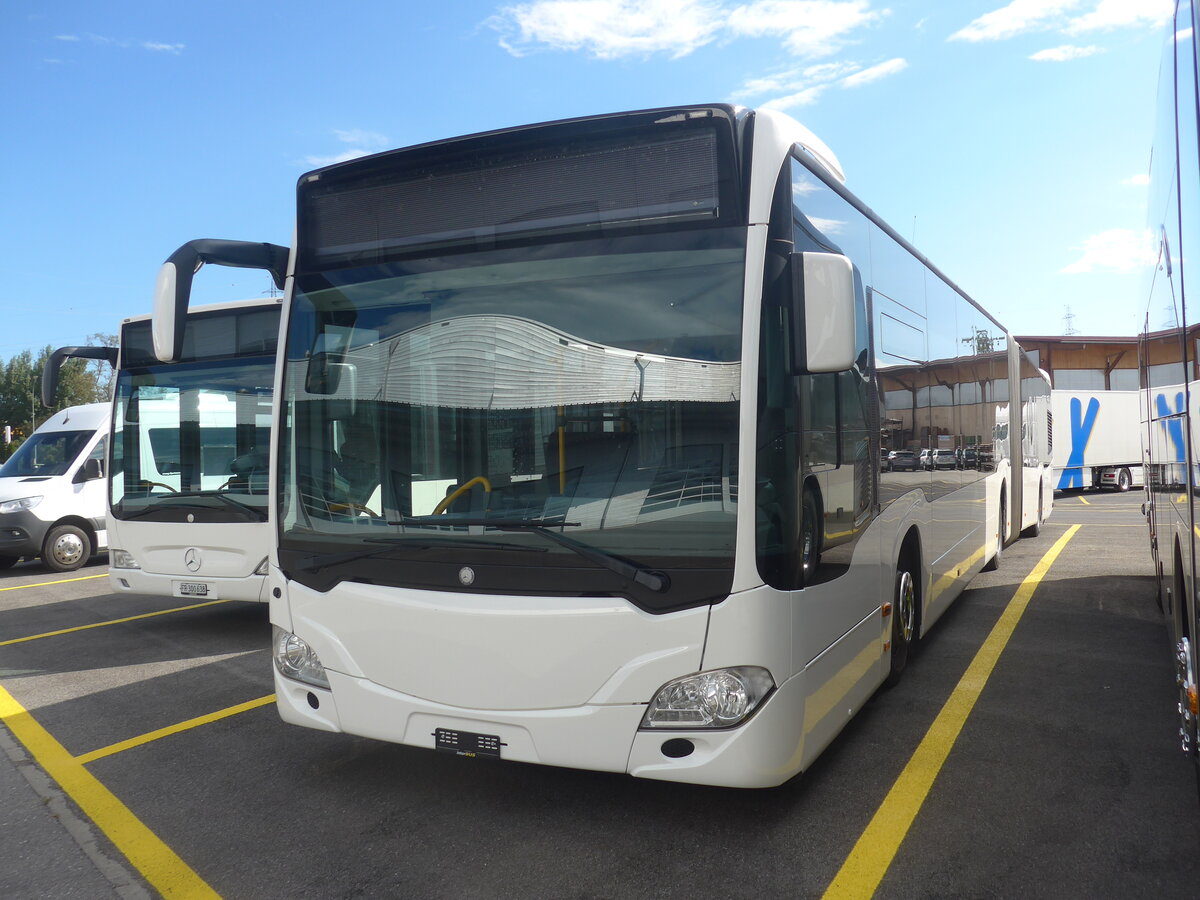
[0,600,231,647]
[75,695,276,765]
[822,525,1080,899]
[0,684,220,899]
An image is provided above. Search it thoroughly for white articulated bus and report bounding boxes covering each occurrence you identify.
[161,105,1051,787]
[1141,0,1200,781]
[47,290,284,602]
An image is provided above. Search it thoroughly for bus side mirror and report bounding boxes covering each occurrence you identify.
[305,351,346,395]
[791,251,855,373]
[153,240,289,363]
[41,346,118,408]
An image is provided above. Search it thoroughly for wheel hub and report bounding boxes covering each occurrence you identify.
[897,570,915,643]
[52,532,84,566]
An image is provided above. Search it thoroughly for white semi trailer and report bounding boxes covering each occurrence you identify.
[1051,389,1143,492]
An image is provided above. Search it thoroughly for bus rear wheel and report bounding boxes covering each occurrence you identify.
[1117,468,1132,492]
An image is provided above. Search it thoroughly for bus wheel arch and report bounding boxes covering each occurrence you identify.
[1022,481,1044,538]
[41,517,95,573]
[984,482,1007,571]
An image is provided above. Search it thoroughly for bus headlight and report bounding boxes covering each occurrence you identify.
[641,667,775,729]
[110,549,140,569]
[0,495,42,514]
[272,626,330,689]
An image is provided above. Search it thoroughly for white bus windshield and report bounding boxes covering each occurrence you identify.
[111,315,276,524]
[279,231,744,611]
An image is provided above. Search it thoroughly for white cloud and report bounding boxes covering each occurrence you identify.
[737,54,902,107]
[808,215,847,234]
[490,0,881,60]
[1061,228,1156,274]
[1064,0,1173,34]
[52,32,185,53]
[304,129,391,168]
[1122,173,1150,186]
[1030,43,1102,60]
[490,0,725,59]
[334,129,389,148]
[950,0,1083,43]
[761,85,828,110]
[841,56,906,86]
[726,1,882,57]
[950,0,1170,44]
[304,149,374,167]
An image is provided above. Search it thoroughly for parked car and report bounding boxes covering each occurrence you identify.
[889,450,920,472]
[931,449,958,470]
[961,447,979,469]
[919,449,932,469]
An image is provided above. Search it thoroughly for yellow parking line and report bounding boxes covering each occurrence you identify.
[0,573,108,592]
[0,600,232,647]
[75,695,276,765]
[1077,496,1090,505]
[0,684,220,898]
[822,525,1080,899]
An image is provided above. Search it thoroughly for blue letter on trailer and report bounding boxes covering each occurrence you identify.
[1057,396,1099,489]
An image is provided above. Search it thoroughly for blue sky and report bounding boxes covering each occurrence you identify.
[1,1,1172,361]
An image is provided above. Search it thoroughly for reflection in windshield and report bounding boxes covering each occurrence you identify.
[112,356,273,524]
[280,234,744,606]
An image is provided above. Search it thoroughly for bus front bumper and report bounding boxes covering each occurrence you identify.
[273,666,809,789]
[109,568,269,603]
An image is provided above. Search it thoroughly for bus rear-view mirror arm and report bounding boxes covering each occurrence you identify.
[791,251,856,374]
[41,345,118,408]
[154,239,290,363]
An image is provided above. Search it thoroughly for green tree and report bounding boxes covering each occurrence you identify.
[1,344,110,456]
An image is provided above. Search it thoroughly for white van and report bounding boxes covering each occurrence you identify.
[0,403,109,572]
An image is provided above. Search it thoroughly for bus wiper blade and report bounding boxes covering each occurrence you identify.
[496,525,671,593]
[172,491,269,521]
[387,516,581,527]
[117,501,232,521]
[303,537,546,573]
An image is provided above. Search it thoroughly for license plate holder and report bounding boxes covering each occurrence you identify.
[173,581,216,599]
[433,728,504,759]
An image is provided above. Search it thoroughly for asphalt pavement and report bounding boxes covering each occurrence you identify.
[1,490,1198,899]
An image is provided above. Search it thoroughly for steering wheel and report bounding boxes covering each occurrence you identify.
[433,476,493,515]
[141,481,178,493]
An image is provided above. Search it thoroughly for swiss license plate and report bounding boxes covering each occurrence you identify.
[433,728,504,759]
[174,581,214,598]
